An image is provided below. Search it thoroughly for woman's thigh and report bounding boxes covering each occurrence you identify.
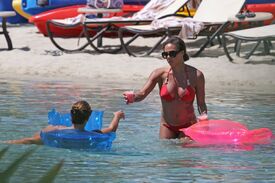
[159,124,179,139]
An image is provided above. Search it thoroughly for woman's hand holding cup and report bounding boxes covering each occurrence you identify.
[123,91,135,104]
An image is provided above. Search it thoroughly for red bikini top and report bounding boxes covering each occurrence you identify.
[160,68,195,102]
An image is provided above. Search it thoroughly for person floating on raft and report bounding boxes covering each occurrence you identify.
[5,100,125,148]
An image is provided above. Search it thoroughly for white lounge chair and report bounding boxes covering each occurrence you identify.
[47,0,191,53]
[222,23,275,61]
[118,0,246,57]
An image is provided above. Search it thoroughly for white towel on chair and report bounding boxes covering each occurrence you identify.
[151,17,204,39]
[132,0,175,20]
[178,18,204,39]
[52,14,85,25]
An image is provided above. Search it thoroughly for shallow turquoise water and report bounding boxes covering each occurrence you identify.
[0,77,274,183]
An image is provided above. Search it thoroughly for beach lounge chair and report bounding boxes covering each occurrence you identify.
[222,24,275,62]
[46,0,191,53]
[118,0,246,57]
[0,11,16,50]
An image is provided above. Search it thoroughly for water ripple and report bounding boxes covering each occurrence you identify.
[0,77,274,182]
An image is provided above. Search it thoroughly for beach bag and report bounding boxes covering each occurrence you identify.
[87,0,124,9]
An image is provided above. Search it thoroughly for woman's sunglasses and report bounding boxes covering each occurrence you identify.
[161,50,181,59]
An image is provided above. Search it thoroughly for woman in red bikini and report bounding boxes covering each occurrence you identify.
[123,36,208,139]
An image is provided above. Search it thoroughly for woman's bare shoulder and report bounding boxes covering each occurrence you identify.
[152,66,170,75]
[186,65,203,77]
[149,67,170,82]
[196,68,204,78]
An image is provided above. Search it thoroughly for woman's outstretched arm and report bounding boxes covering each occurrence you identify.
[123,68,163,104]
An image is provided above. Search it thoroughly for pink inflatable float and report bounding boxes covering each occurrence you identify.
[180,120,273,145]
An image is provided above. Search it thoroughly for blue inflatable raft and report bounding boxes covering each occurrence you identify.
[41,108,116,151]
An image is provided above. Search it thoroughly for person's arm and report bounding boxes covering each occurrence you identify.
[4,125,60,145]
[100,111,125,133]
[123,68,163,104]
[195,70,208,121]
[5,132,42,145]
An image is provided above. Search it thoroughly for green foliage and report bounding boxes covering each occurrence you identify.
[0,146,9,159]
[0,147,64,183]
[38,159,64,183]
[0,147,37,183]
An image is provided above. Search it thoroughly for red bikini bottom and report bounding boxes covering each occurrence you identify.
[163,122,195,133]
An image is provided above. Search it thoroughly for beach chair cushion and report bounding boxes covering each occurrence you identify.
[224,24,275,39]
[222,24,275,61]
[193,0,246,23]
[118,0,246,57]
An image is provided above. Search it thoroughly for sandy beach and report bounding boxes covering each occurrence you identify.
[0,24,275,91]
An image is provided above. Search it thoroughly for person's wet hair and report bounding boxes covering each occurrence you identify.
[70,100,92,124]
[162,36,189,61]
